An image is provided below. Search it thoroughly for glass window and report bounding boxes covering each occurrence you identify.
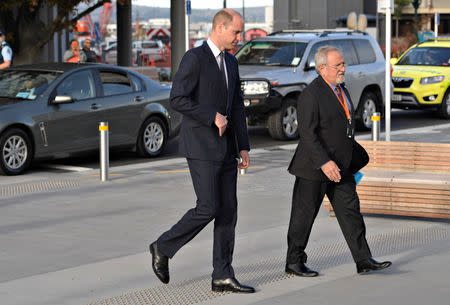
[306,39,358,67]
[0,70,60,100]
[129,74,144,92]
[353,39,376,64]
[397,47,450,66]
[235,41,308,66]
[56,70,95,100]
[99,71,133,96]
[328,40,358,66]
[306,41,328,67]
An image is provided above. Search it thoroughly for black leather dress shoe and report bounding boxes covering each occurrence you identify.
[212,277,255,293]
[356,257,392,274]
[149,242,169,284]
[285,262,319,277]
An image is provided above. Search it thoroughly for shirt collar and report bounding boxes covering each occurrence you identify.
[207,38,222,58]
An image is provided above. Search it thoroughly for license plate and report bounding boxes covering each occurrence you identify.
[392,94,402,101]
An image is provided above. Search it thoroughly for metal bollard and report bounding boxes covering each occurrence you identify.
[239,158,247,175]
[99,122,109,181]
[371,112,381,141]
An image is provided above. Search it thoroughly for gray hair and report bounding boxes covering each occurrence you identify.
[314,46,341,73]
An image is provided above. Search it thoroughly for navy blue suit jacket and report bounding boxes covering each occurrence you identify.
[170,42,250,161]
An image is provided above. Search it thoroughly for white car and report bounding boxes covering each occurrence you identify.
[104,40,165,65]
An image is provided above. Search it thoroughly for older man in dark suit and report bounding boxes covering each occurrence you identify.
[286,46,392,276]
[149,9,254,293]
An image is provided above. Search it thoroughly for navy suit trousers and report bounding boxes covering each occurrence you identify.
[157,156,238,280]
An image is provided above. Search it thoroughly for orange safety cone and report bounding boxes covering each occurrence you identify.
[150,57,155,67]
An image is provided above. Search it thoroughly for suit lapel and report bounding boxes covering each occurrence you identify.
[318,76,348,121]
[224,52,235,115]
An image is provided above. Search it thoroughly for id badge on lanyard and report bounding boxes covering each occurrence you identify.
[346,119,354,138]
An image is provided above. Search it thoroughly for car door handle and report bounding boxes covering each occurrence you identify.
[358,72,365,78]
[91,103,101,110]
[134,96,144,102]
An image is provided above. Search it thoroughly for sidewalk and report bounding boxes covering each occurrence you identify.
[0,146,449,305]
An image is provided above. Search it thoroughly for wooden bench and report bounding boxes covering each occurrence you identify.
[323,141,450,219]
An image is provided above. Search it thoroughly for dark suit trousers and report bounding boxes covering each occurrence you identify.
[157,154,238,280]
[286,174,372,264]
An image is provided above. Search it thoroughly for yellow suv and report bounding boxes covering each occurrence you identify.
[390,38,450,118]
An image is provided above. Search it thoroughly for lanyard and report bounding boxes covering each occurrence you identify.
[323,78,351,121]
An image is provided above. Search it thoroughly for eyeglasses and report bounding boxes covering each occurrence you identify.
[327,62,347,70]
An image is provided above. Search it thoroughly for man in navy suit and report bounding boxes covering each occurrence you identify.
[149,9,254,293]
[285,46,391,277]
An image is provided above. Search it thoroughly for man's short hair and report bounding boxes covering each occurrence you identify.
[212,9,241,30]
[314,46,341,73]
[0,29,5,36]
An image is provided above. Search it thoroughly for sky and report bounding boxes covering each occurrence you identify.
[132,0,273,9]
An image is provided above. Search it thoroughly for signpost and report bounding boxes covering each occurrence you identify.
[186,0,191,51]
[377,0,393,141]
[435,13,440,37]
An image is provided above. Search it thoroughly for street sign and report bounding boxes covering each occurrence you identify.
[186,0,191,15]
[377,0,394,14]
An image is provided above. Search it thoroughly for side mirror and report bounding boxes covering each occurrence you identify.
[304,60,316,71]
[53,95,74,104]
[390,58,398,66]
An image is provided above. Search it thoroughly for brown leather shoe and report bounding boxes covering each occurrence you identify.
[149,242,169,284]
[212,277,255,293]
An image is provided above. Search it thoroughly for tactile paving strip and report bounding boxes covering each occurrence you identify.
[0,180,80,198]
[87,226,450,305]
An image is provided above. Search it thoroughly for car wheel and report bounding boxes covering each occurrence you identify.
[0,128,33,175]
[136,116,168,157]
[267,98,299,140]
[356,91,378,131]
[437,89,450,119]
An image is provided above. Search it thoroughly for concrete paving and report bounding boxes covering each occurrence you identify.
[0,144,449,305]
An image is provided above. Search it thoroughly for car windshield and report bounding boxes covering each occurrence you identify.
[0,70,61,100]
[397,47,450,67]
[235,40,308,66]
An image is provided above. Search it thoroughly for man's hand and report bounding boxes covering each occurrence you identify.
[238,150,250,169]
[214,112,228,136]
[321,160,341,182]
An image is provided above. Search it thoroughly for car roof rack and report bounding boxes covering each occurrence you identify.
[268,29,368,37]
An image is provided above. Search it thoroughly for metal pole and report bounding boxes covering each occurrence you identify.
[99,122,109,181]
[385,3,392,142]
[435,13,438,37]
[371,112,381,141]
[239,160,247,175]
[185,0,189,51]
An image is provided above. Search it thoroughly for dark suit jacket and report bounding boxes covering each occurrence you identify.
[170,42,250,161]
[288,75,369,181]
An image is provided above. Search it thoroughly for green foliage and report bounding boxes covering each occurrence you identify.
[394,0,411,18]
[411,0,421,10]
[0,0,127,63]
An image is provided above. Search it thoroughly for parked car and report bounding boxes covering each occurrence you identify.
[0,63,181,175]
[104,40,166,65]
[234,30,388,140]
[390,38,450,118]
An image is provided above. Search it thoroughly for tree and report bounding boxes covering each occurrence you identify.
[0,0,128,64]
[411,0,422,37]
[394,0,410,38]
